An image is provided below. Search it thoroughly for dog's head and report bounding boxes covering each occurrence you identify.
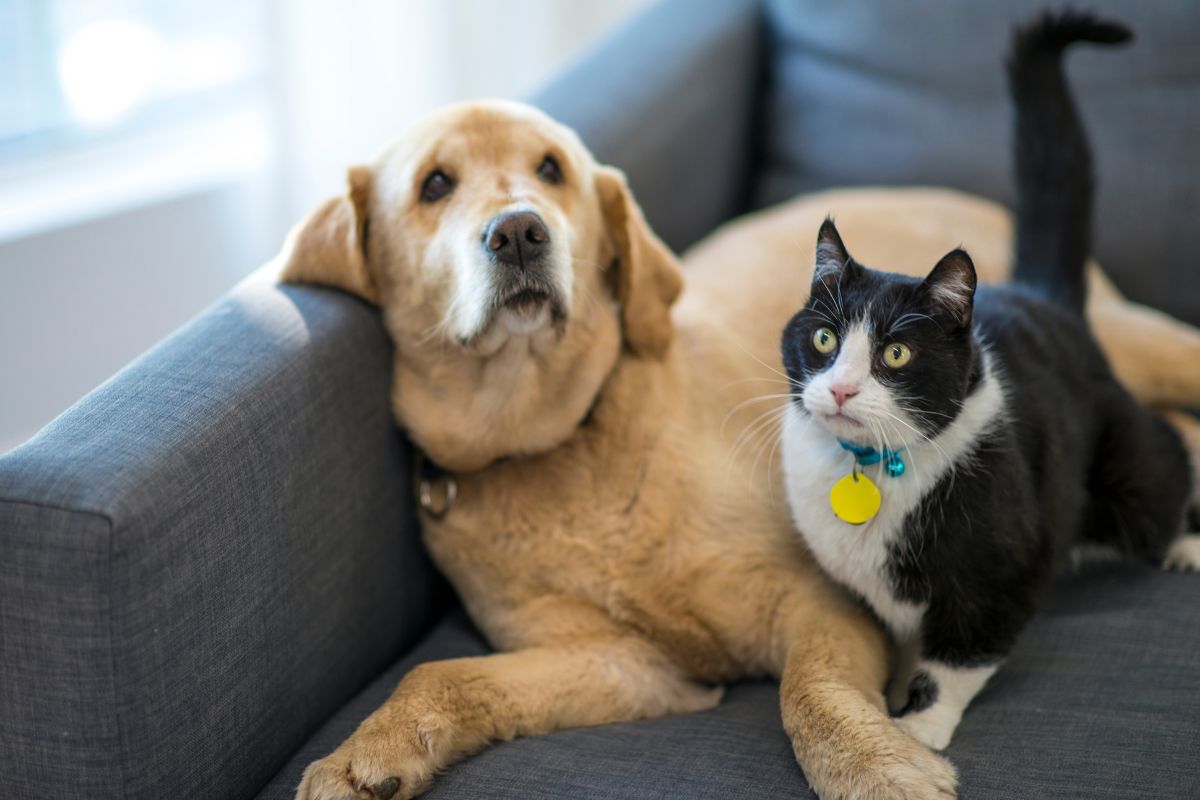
[277,100,682,470]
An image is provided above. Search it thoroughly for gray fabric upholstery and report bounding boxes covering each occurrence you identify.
[0,277,437,799]
[531,0,765,255]
[257,563,1200,800]
[756,0,1200,325]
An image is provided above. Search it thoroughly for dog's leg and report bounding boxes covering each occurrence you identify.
[1089,297,1200,409]
[775,591,959,800]
[295,637,722,800]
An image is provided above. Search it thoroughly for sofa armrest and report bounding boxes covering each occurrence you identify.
[531,0,766,254]
[0,274,436,800]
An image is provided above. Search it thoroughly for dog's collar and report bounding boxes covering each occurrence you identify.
[415,451,458,518]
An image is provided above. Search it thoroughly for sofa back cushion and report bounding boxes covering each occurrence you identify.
[757,0,1200,325]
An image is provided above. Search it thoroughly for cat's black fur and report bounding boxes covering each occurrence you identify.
[780,11,1194,680]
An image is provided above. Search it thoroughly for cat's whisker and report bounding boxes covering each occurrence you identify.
[727,402,793,480]
[880,408,950,466]
[722,377,793,389]
[721,393,794,437]
[808,301,840,328]
[888,312,937,336]
[730,337,795,384]
[733,406,792,492]
[748,410,788,496]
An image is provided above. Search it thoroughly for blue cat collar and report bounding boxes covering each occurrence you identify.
[837,438,907,478]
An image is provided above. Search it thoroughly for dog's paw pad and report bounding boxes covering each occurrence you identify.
[369,778,402,800]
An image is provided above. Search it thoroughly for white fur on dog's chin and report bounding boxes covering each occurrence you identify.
[471,305,560,357]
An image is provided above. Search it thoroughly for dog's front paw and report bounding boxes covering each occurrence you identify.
[810,733,958,800]
[797,715,958,800]
[296,717,448,800]
[297,755,419,800]
[871,739,958,800]
[883,743,955,796]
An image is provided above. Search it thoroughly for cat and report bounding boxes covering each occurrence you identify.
[777,11,1199,752]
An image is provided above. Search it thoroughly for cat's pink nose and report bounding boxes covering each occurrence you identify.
[830,385,859,407]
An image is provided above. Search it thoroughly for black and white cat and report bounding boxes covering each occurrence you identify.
[779,12,1198,751]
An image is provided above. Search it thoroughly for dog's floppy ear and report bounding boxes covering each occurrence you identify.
[276,166,379,304]
[595,166,683,358]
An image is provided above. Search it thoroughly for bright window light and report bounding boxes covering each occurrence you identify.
[0,1,266,159]
[58,19,165,126]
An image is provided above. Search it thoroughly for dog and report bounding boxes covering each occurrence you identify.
[278,100,1200,800]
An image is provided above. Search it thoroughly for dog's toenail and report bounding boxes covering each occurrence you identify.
[371,777,401,799]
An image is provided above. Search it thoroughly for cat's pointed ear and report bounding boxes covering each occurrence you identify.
[923,248,977,327]
[813,218,857,285]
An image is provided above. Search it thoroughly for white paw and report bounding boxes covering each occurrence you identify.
[1163,534,1200,572]
[895,704,960,751]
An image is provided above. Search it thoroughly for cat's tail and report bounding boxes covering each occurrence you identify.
[1007,10,1131,314]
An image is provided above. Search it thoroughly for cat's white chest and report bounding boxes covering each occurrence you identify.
[781,406,929,639]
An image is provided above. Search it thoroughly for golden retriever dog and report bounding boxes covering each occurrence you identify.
[277,100,1200,800]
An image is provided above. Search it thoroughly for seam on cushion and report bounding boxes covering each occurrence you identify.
[105,514,129,800]
[0,496,115,529]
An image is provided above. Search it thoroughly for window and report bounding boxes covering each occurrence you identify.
[0,0,267,162]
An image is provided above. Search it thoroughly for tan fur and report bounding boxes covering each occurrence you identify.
[280,103,1200,800]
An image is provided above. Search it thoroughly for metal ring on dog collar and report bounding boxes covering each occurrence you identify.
[419,474,458,518]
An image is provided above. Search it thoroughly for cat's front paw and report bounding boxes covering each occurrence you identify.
[895,705,960,751]
[1163,534,1200,572]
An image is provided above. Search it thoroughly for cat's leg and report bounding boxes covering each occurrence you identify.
[894,660,998,751]
[1082,400,1195,563]
[1161,416,1200,569]
[1161,409,1200,522]
[886,636,922,715]
[892,583,1030,752]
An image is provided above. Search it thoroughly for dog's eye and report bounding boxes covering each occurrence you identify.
[420,170,454,203]
[537,155,562,185]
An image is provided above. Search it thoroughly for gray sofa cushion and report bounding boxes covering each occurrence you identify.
[757,0,1200,326]
[0,278,436,799]
[258,562,1200,800]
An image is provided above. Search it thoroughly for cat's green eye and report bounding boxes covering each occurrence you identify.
[812,327,838,355]
[883,342,912,369]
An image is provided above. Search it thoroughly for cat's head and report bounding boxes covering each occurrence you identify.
[781,219,981,445]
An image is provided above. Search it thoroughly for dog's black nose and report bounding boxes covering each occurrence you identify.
[484,211,549,267]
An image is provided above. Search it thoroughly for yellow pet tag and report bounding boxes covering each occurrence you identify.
[830,472,882,525]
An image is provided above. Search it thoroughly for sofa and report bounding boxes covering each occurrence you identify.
[2,1,1197,798]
